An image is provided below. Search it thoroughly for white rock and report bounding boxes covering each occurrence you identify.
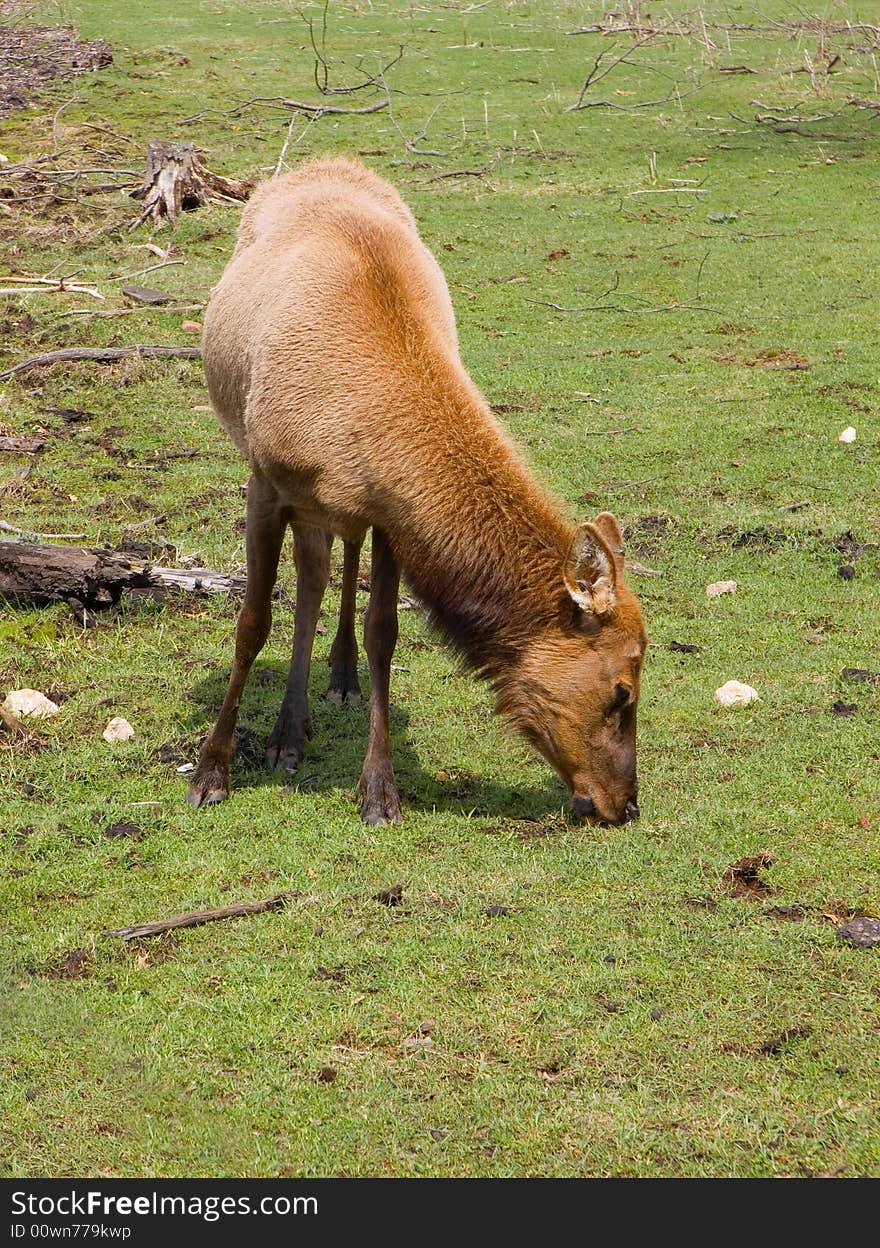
[838,426,856,444]
[103,716,135,743]
[706,579,738,598]
[176,762,195,774]
[715,680,760,708]
[3,689,60,718]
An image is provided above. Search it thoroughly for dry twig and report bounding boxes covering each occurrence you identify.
[103,892,302,940]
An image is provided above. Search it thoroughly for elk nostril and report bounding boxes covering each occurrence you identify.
[624,799,640,823]
[571,795,597,823]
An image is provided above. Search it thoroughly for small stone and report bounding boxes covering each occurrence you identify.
[706,579,737,598]
[402,1034,434,1050]
[838,564,856,580]
[122,284,171,305]
[715,680,760,708]
[650,1007,663,1021]
[836,917,880,948]
[838,426,857,443]
[102,716,135,743]
[4,689,60,718]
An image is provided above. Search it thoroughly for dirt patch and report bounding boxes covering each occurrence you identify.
[721,852,775,899]
[758,1025,813,1055]
[715,347,811,370]
[0,4,112,116]
[130,933,180,967]
[625,513,675,557]
[42,947,90,979]
[374,883,404,906]
[717,524,787,551]
[763,904,806,922]
[833,530,876,561]
[0,5,112,116]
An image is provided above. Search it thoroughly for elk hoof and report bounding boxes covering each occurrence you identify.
[326,684,361,706]
[186,767,229,808]
[326,667,361,705]
[358,769,402,825]
[265,738,306,774]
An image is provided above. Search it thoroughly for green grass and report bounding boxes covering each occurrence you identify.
[1,0,879,1177]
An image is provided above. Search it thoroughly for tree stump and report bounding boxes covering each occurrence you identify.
[129,141,253,228]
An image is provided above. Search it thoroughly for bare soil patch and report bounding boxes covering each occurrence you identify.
[0,3,111,116]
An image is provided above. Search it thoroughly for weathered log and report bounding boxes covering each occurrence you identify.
[129,140,254,228]
[0,541,247,608]
[0,542,151,607]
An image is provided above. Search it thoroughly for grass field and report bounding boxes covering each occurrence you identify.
[1,0,879,1177]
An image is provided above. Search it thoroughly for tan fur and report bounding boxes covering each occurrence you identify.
[201,156,647,824]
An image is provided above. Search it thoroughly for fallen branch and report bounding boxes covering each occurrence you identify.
[103,891,302,940]
[235,92,391,120]
[0,345,201,383]
[420,163,495,183]
[0,275,105,300]
[568,16,686,110]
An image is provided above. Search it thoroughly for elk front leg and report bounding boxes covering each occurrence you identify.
[188,474,287,808]
[266,523,332,773]
[327,537,362,705]
[357,527,402,825]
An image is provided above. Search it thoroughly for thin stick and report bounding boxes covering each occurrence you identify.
[236,92,391,119]
[103,891,302,940]
[0,520,87,540]
[274,114,316,177]
[111,259,185,282]
[58,304,204,319]
[0,346,201,382]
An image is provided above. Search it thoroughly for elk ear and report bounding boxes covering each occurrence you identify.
[563,522,618,616]
[591,511,625,570]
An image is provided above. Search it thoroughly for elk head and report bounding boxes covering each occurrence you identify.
[499,512,647,825]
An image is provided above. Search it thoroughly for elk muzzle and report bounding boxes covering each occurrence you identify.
[571,794,640,826]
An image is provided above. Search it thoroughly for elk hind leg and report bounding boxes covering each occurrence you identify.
[327,537,362,705]
[357,527,402,825]
[266,523,331,773]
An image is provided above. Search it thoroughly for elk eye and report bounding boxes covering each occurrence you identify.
[608,683,630,713]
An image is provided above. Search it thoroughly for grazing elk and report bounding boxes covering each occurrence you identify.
[187,157,647,826]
